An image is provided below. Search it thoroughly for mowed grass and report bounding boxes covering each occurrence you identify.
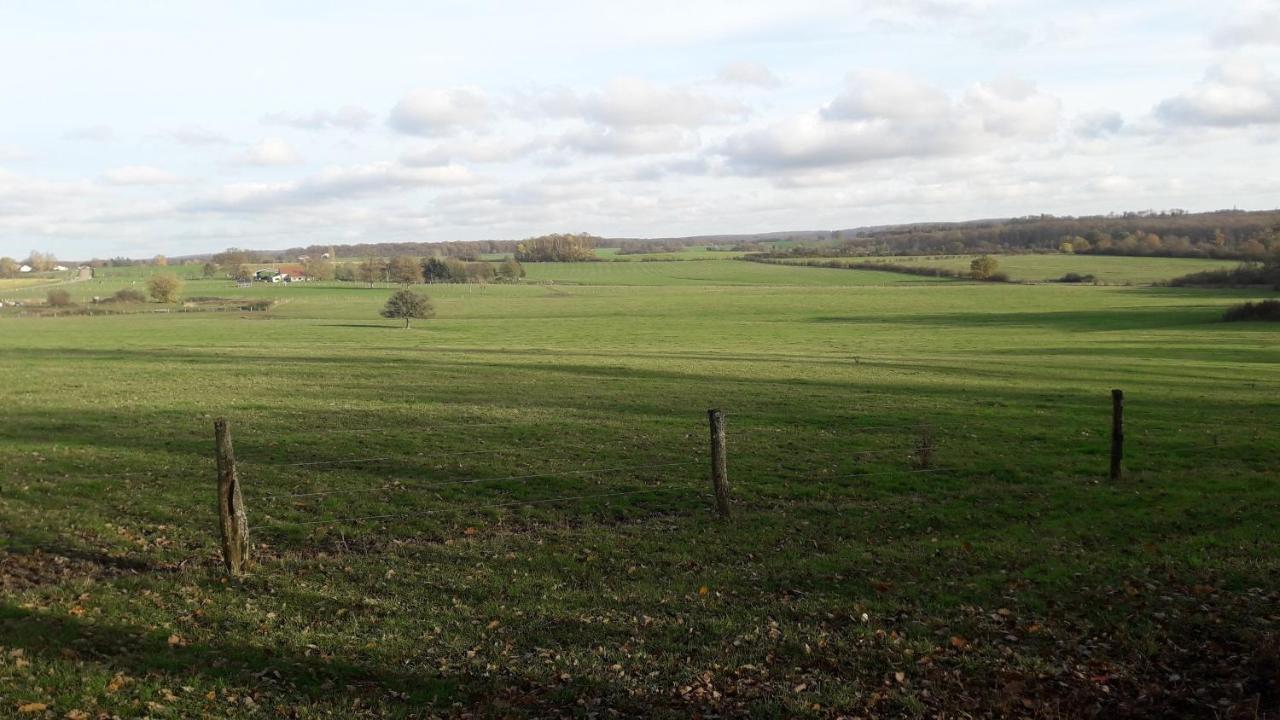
[524,257,950,285]
[0,257,1278,718]
[0,278,53,292]
[848,253,1241,284]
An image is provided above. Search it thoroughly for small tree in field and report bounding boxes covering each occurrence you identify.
[147,273,183,303]
[381,289,434,328]
[969,255,999,280]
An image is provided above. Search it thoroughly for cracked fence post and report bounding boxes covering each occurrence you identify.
[214,419,249,575]
[1110,389,1124,481]
[708,409,731,518]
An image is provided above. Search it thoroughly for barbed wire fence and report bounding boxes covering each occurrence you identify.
[206,404,979,576]
[13,389,1219,577]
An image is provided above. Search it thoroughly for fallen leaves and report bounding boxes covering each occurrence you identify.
[16,703,46,714]
[105,673,130,694]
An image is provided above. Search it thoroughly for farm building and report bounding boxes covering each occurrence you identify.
[18,265,32,273]
[254,266,308,283]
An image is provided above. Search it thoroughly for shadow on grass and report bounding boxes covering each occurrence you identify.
[0,601,458,710]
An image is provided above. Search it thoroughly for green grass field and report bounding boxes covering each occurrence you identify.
[0,278,50,292]
[1,256,1278,718]
[847,253,1241,284]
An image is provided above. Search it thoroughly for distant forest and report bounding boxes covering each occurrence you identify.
[820,209,1280,261]
[128,208,1280,266]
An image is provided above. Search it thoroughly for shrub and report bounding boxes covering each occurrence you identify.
[111,288,147,303]
[1222,299,1280,322]
[147,273,183,303]
[46,289,73,306]
[1168,261,1280,288]
[969,255,1000,280]
[1057,273,1097,283]
[496,256,526,282]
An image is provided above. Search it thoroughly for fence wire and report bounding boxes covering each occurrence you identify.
[259,485,697,528]
[252,460,703,502]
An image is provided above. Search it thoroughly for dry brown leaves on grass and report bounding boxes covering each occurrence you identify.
[0,550,121,590]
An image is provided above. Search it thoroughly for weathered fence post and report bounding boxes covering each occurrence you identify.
[214,419,249,575]
[708,409,730,518]
[1110,389,1124,481]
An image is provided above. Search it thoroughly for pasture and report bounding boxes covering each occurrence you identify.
[846,253,1241,284]
[1,256,1277,718]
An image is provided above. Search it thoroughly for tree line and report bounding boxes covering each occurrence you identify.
[341,256,526,286]
[814,209,1280,261]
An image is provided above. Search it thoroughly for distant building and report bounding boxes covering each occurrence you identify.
[53,265,68,271]
[18,265,32,273]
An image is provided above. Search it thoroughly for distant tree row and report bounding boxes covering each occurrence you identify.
[617,241,686,255]
[325,255,526,286]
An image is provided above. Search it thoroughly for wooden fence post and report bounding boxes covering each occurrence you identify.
[1110,389,1124,481]
[708,409,730,518]
[214,419,249,575]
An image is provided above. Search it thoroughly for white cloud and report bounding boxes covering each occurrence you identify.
[541,78,746,128]
[165,127,231,146]
[387,88,491,136]
[822,70,951,122]
[0,168,95,217]
[961,76,1060,138]
[400,137,542,166]
[1156,60,1280,127]
[262,105,374,131]
[242,137,303,166]
[715,61,782,88]
[726,70,1060,174]
[65,126,115,142]
[722,112,975,172]
[557,125,698,156]
[0,145,29,162]
[100,165,183,186]
[182,161,476,213]
[1213,10,1280,48]
[1073,111,1124,138]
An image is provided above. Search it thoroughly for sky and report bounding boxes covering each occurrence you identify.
[2,0,1279,260]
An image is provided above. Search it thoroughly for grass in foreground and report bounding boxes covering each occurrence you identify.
[1,258,1278,718]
